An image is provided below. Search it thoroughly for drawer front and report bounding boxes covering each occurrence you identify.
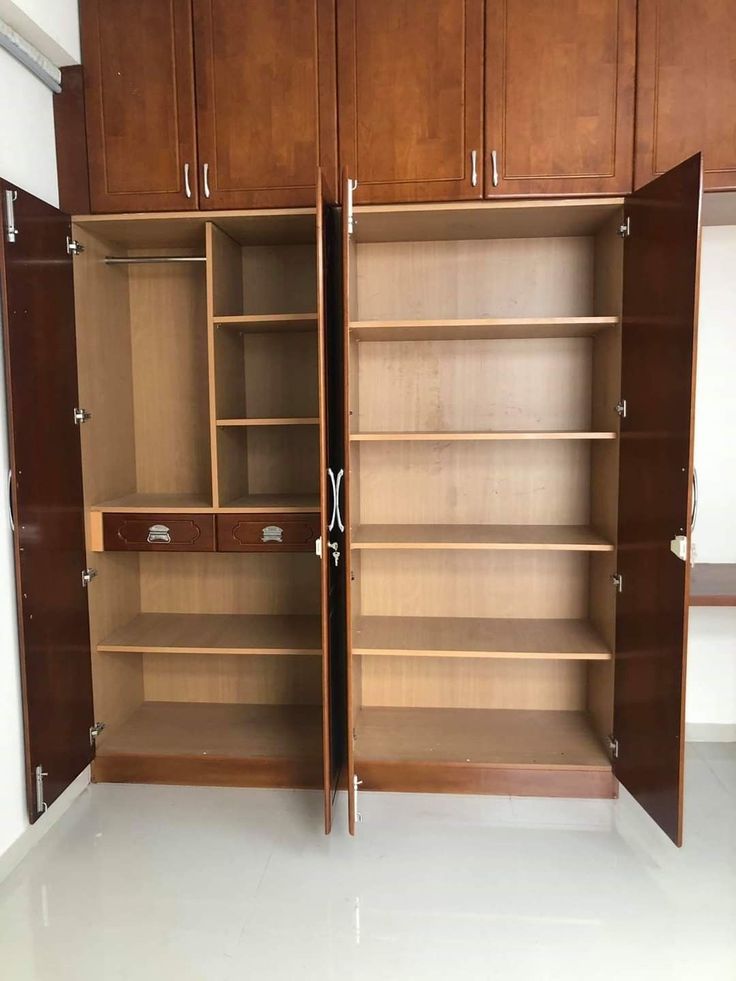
[103,513,216,552]
[217,513,320,552]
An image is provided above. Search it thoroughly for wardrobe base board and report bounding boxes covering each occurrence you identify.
[93,754,322,790]
[355,761,617,799]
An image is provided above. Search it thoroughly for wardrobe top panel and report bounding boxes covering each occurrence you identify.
[353,199,625,244]
[73,208,317,249]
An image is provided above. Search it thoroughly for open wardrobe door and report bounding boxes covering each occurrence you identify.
[0,180,94,820]
[614,154,703,845]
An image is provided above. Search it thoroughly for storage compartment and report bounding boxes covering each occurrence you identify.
[217,513,321,552]
[102,513,216,552]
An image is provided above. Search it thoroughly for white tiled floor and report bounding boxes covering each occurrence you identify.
[0,743,734,980]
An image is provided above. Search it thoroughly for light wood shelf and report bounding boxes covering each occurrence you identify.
[689,563,736,606]
[97,702,322,760]
[349,430,617,442]
[355,706,610,767]
[216,417,319,427]
[213,313,318,332]
[353,616,611,660]
[90,493,213,513]
[351,524,613,551]
[350,316,619,342]
[97,613,322,656]
[217,493,320,513]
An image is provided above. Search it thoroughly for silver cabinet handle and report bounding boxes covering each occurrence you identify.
[335,468,344,532]
[203,163,211,199]
[7,469,14,533]
[184,163,192,199]
[470,150,478,187]
[691,468,698,530]
[328,468,345,533]
[491,150,500,187]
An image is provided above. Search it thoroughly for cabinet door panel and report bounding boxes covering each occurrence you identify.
[193,0,337,209]
[636,0,736,191]
[615,154,703,846]
[485,0,635,197]
[337,0,484,204]
[81,0,198,213]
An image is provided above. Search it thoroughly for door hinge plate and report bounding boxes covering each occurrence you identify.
[89,722,106,746]
[608,735,619,760]
[74,407,91,425]
[618,216,631,238]
[670,534,688,562]
[615,399,627,418]
[66,235,84,256]
[347,179,358,235]
[353,773,363,824]
[81,568,97,588]
[4,189,18,243]
[610,573,623,593]
[35,764,48,814]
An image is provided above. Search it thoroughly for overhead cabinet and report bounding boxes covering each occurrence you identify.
[80,0,337,213]
[339,155,703,845]
[635,0,736,191]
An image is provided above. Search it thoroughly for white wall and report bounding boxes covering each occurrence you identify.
[687,225,736,732]
[0,3,79,861]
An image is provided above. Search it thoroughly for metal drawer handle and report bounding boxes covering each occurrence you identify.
[147,524,171,544]
[261,525,284,543]
[470,150,478,187]
[184,163,192,199]
[491,150,500,187]
[203,163,211,199]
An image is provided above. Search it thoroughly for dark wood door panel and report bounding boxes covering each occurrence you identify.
[485,0,636,197]
[337,0,484,203]
[103,513,215,551]
[193,0,337,209]
[636,0,736,191]
[614,154,703,846]
[80,0,198,213]
[0,181,94,819]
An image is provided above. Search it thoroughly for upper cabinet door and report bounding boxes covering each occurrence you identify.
[615,154,703,846]
[636,0,736,191]
[81,0,199,213]
[336,0,484,204]
[485,0,636,197]
[193,0,337,209]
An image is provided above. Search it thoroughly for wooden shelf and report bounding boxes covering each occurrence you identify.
[216,417,319,427]
[353,616,611,660]
[97,702,322,761]
[214,313,318,332]
[90,493,213,513]
[355,707,610,768]
[217,493,320,513]
[97,613,322,656]
[350,317,619,342]
[351,524,613,551]
[349,430,617,442]
[690,564,736,606]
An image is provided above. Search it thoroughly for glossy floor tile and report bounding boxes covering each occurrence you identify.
[0,744,734,981]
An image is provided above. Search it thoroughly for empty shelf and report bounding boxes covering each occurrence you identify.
[97,613,322,656]
[91,493,213,513]
[213,313,318,332]
[350,316,619,342]
[351,524,613,551]
[217,493,320,513]
[97,702,322,761]
[353,616,611,660]
[349,430,617,442]
[355,707,610,768]
[690,563,736,606]
[216,417,319,427]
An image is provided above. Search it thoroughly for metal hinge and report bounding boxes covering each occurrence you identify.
[4,189,18,243]
[66,235,84,256]
[347,179,358,235]
[608,735,619,760]
[353,773,363,824]
[35,764,48,814]
[618,216,631,238]
[614,399,627,418]
[89,722,106,746]
[73,407,91,425]
[81,568,97,588]
[670,534,688,562]
[610,573,623,593]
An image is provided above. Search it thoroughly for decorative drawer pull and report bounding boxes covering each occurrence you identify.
[147,523,172,544]
[261,525,284,543]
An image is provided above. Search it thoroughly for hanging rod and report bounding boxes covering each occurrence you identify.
[104,256,207,265]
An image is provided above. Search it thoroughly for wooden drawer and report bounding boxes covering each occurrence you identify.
[217,513,320,552]
[103,513,216,552]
